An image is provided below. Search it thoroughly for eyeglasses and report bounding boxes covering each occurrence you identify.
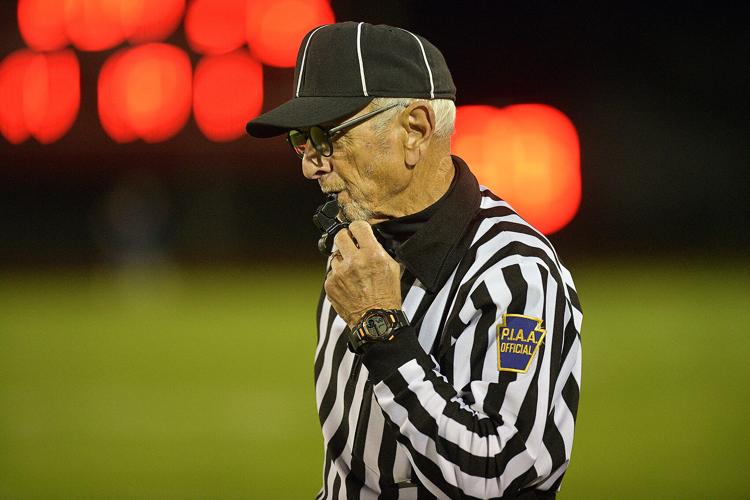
[286,103,399,159]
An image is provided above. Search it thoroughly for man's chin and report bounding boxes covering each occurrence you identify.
[340,201,372,223]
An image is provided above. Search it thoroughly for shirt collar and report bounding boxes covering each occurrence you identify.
[380,155,482,293]
[373,166,454,250]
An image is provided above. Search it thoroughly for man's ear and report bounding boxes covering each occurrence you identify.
[399,101,435,167]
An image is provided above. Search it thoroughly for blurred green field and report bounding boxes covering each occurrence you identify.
[1,260,749,499]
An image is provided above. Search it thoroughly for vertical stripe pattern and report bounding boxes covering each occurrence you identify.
[314,186,582,499]
[296,25,329,97]
[356,22,368,96]
[397,28,435,99]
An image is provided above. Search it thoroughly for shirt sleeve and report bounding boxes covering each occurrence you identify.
[360,258,575,499]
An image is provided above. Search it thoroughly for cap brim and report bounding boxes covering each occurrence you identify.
[246,96,374,138]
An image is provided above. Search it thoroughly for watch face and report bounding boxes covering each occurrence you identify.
[364,314,389,339]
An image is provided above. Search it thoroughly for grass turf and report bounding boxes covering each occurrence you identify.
[0,260,748,499]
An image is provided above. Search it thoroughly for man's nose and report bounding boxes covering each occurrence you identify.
[301,146,332,180]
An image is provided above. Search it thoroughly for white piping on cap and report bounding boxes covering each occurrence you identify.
[296,25,328,97]
[398,28,435,99]
[356,22,368,96]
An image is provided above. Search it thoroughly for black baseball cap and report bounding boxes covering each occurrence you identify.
[245,21,456,138]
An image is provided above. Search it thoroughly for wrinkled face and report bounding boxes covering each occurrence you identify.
[300,105,409,222]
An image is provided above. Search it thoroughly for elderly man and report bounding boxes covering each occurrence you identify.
[247,22,582,500]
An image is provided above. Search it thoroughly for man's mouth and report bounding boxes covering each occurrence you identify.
[318,174,345,195]
[321,186,346,196]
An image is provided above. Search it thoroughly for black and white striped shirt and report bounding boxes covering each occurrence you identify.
[314,156,583,499]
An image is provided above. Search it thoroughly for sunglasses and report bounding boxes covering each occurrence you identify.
[286,103,399,159]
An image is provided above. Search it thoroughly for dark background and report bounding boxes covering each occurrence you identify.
[2,1,748,267]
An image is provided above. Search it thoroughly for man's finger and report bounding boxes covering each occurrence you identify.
[329,253,342,272]
[348,220,378,251]
[334,228,358,258]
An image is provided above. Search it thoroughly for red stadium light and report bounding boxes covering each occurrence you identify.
[119,0,185,43]
[193,50,263,142]
[98,43,192,143]
[0,51,33,144]
[98,50,137,142]
[185,0,246,55]
[0,49,79,144]
[24,0,184,53]
[64,0,125,51]
[24,51,81,144]
[17,0,69,51]
[452,104,581,234]
[245,0,335,68]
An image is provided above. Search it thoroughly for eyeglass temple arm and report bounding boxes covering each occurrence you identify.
[326,103,400,136]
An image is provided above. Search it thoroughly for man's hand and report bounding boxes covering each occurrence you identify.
[324,220,402,328]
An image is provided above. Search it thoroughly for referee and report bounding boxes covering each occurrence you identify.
[246,22,583,500]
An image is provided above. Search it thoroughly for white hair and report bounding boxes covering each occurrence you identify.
[369,97,456,141]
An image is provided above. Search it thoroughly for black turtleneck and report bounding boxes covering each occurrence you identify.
[372,163,458,254]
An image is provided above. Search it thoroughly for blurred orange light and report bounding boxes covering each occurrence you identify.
[245,0,334,68]
[98,43,192,143]
[119,0,185,43]
[193,50,263,142]
[0,49,79,145]
[98,50,137,142]
[24,51,81,144]
[64,0,124,51]
[0,51,34,144]
[18,0,68,51]
[185,0,246,55]
[452,104,581,235]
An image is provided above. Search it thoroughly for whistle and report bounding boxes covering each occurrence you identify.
[312,194,349,255]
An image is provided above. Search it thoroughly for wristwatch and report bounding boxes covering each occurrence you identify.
[348,309,410,354]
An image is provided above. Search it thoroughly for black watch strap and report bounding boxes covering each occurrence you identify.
[348,309,409,355]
